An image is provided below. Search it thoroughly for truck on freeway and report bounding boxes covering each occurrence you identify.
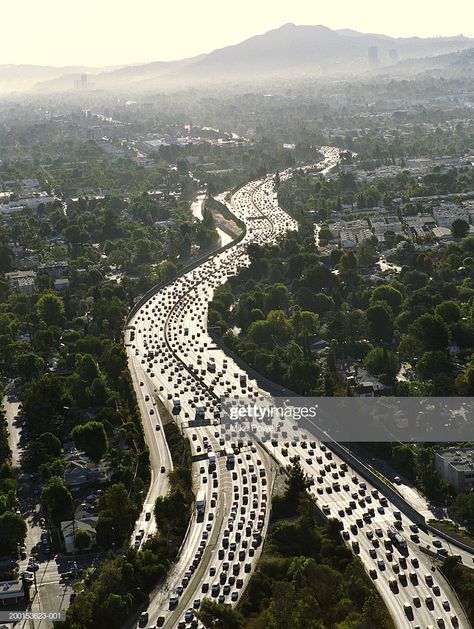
[226,447,235,469]
[196,490,206,516]
[387,525,407,551]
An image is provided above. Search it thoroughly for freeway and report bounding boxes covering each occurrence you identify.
[127,174,295,628]
[126,147,470,629]
[265,424,469,629]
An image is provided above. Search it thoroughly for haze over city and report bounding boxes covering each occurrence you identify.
[5,0,474,66]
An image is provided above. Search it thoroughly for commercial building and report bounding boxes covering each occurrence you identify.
[435,447,474,493]
[432,206,469,228]
[8,193,54,210]
[368,46,379,65]
[88,126,103,141]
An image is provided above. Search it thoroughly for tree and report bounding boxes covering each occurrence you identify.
[311,293,335,314]
[154,491,188,537]
[71,421,108,463]
[362,592,391,628]
[364,347,399,384]
[366,302,393,342]
[286,358,320,394]
[196,599,243,629]
[338,251,358,273]
[41,476,74,525]
[455,364,474,395]
[95,513,121,548]
[409,314,449,352]
[98,483,138,540]
[159,260,178,282]
[0,245,14,273]
[64,224,84,244]
[416,351,451,380]
[76,354,100,384]
[0,511,27,556]
[248,310,292,349]
[451,218,469,238]
[75,528,92,552]
[370,285,403,313]
[37,432,62,458]
[264,284,290,312]
[36,292,65,326]
[291,308,319,357]
[86,377,111,406]
[284,461,312,511]
[21,374,73,437]
[16,352,45,379]
[435,301,461,324]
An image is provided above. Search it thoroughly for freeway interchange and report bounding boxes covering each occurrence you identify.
[125,151,471,629]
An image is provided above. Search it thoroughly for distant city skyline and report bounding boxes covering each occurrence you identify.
[5,0,474,67]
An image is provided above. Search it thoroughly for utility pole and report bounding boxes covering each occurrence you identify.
[71,513,76,556]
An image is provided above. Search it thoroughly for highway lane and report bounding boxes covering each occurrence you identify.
[126,345,173,546]
[126,173,300,628]
[124,147,471,629]
[265,428,469,629]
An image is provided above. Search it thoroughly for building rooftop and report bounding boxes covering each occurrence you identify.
[436,447,474,472]
[0,579,24,599]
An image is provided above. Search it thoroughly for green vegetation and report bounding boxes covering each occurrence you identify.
[59,547,167,629]
[4,76,474,628]
[441,556,474,624]
[210,190,474,512]
[71,421,108,464]
[61,430,193,629]
[237,463,392,629]
[210,232,474,397]
[428,520,474,546]
[0,392,25,558]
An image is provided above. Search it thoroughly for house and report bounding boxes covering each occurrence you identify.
[63,450,108,489]
[8,193,54,210]
[432,227,453,241]
[356,383,376,397]
[4,270,37,295]
[311,340,330,352]
[432,206,468,228]
[61,510,98,553]
[0,580,26,606]
[38,261,69,279]
[0,205,24,215]
[340,231,356,250]
[54,278,70,292]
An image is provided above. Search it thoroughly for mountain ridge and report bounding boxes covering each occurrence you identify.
[2,23,474,93]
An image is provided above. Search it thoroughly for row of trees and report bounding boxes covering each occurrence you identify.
[61,456,193,628]
[0,396,26,558]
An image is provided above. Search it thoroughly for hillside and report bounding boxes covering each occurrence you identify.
[5,23,474,93]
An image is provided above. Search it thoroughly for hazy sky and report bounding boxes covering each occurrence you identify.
[7,0,474,67]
